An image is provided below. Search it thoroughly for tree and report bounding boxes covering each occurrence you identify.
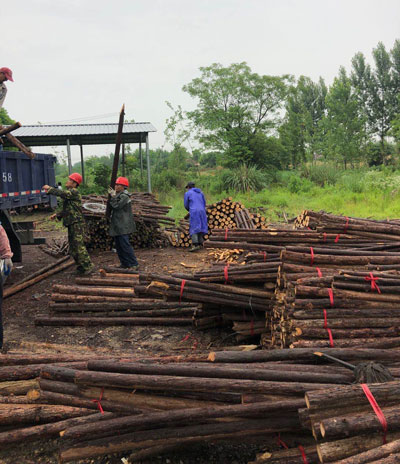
[182,62,290,167]
[279,76,327,167]
[351,41,400,153]
[0,108,14,125]
[321,67,366,168]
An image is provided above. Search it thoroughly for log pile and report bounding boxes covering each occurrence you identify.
[81,193,173,250]
[304,380,400,463]
[35,268,200,327]
[171,198,267,248]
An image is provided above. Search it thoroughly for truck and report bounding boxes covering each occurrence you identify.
[0,150,57,261]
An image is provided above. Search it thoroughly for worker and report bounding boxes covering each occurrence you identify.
[0,67,13,109]
[108,177,139,269]
[184,181,208,252]
[0,223,12,350]
[42,173,94,275]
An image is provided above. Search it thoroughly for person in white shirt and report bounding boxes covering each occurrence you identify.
[0,67,14,110]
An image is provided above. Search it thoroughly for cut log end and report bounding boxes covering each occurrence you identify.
[208,352,216,362]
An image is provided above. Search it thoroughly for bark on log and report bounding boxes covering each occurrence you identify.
[35,316,193,326]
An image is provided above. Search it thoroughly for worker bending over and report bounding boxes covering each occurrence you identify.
[108,177,139,269]
[43,173,94,275]
[184,182,208,252]
[0,67,13,109]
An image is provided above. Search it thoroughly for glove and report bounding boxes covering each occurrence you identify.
[4,258,12,275]
[108,187,116,197]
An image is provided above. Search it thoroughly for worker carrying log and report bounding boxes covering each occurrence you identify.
[0,67,13,109]
[0,223,13,350]
[108,177,139,270]
[184,182,208,252]
[42,174,94,276]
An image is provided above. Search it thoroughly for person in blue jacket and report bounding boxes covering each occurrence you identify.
[184,182,208,252]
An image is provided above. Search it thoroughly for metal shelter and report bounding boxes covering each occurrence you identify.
[2,122,157,192]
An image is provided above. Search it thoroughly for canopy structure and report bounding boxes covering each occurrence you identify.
[2,122,157,192]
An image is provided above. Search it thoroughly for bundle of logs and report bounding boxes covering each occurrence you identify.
[39,238,69,257]
[35,267,200,327]
[171,198,267,248]
[81,193,173,250]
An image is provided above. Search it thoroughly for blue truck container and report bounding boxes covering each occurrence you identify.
[0,150,57,261]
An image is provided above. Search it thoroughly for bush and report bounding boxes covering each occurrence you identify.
[288,176,313,193]
[221,164,266,193]
[300,163,341,186]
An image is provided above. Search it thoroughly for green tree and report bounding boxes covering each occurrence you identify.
[321,67,366,168]
[279,76,327,167]
[92,164,111,190]
[0,108,15,125]
[182,62,290,167]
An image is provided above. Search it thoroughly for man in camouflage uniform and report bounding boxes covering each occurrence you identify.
[43,173,94,275]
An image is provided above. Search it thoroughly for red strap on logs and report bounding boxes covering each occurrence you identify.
[224,263,230,284]
[260,251,267,262]
[224,228,228,241]
[316,267,323,278]
[91,387,104,414]
[344,216,349,233]
[310,247,315,266]
[298,445,309,464]
[179,279,186,304]
[327,288,334,307]
[323,309,334,347]
[323,232,327,242]
[365,272,381,294]
[334,234,340,243]
[361,383,388,444]
[276,433,289,449]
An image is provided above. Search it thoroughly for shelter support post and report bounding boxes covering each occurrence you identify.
[80,145,85,185]
[66,139,72,175]
[146,134,151,193]
[139,141,143,179]
[122,144,126,177]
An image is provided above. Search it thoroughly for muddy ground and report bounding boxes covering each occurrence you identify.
[0,215,285,464]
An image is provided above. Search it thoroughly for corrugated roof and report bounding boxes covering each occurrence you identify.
[3,122,157,147]
[11,122,156,137]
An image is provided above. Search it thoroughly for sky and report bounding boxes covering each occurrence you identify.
[2,0,400,163]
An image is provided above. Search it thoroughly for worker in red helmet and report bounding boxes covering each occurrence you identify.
[108,177,139,269]
[42,174,94,275]
[0,67,14,109]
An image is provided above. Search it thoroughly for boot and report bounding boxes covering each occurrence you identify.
[189,245,201,252]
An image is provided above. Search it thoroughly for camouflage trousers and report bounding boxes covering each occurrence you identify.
[68,222,93,273]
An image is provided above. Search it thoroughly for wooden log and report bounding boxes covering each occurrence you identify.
[51,293,133,302]
[87,360,350,384]
[333,437,400,464]
[0,411,116,446]
[35,316,193,326]
[248,445,319,464]
[75,277,139,287]
[0,403,93,425]
[52,284,135,297]
[61,397,304,441]
[0,122,21,136]
[1,125,35,159]
[49,301,197,311]
[0,361,87,381]
[0,379,38,395]
[60,418,300,462]
[4,259,74,298]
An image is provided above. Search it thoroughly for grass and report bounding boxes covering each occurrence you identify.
[160,184,400,222]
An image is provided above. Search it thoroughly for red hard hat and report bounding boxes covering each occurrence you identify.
[68,173,82,185]
[0,67,13,82]
[116,176,129,187]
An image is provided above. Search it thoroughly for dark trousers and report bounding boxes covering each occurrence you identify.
[0,281,3,349]
[114,235,138,268]
[191,233,205,245]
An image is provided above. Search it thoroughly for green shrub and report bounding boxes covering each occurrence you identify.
[221,164,266,193]
[300,163,341,186]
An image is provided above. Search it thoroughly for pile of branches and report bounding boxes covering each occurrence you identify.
[39,238,69,257]
[81,193,173,250]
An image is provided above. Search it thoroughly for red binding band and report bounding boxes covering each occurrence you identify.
[261,251,267,262]
[224,228,228,241]
[250,319,255,336]
[365,272,381,294]
[327,288,334,307]
[316,267,323,278]
[344,217,349,233]
[224,265,229,284]
[335,234,340,243]
[276,433,289,449]
[327,328,334,347]
[323,309,328,329]
[179,279,186,304]
[91,387,104,414]
[310,247,315,266]
[323,232,327,242]
[361,384,388,444]
[298,445,309,464]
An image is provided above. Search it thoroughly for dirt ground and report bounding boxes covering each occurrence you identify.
[0,217,271,464]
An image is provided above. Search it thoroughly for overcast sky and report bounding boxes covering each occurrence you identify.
[2,0,400,163]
